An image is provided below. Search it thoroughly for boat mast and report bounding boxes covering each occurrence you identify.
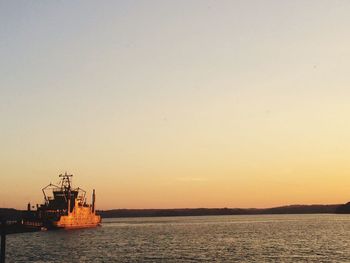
[92,189,95,213]
[59,172,73,191]
[59,172,73,213]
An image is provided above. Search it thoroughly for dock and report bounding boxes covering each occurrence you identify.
[0,218,41,263]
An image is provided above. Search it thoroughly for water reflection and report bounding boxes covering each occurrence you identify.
[7,214,350,262]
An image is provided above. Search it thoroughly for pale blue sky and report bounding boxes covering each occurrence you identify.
[1,1,350,209]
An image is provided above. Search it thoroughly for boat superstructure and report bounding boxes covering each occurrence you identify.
[35,173,101,229]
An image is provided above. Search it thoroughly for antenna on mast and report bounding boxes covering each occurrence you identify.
[59,172,73,190]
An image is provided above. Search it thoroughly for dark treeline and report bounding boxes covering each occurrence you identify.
[98,204,341,218]
[335,202,350,213]
[0,204,346,220]
[0,208,22,220]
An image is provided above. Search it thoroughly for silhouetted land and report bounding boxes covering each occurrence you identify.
[97,204,340,218]
[0,208,21,221]
[0,204,345,222]
[335,202,350,213]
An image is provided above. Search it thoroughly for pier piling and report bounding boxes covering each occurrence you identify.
[0,219,6,263]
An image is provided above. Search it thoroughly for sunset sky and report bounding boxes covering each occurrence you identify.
[1,1,350,210]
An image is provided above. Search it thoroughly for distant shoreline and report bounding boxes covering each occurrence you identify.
[98,204,343,218]
[3,204,350,220]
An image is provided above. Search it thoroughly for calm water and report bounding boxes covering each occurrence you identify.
[6,214,350,262]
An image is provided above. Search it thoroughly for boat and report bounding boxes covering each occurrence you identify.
[25,172,101,229]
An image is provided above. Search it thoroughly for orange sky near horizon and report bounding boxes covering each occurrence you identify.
[1,1,350,210]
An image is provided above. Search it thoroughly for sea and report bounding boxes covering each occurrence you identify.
[6,214,350,262]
